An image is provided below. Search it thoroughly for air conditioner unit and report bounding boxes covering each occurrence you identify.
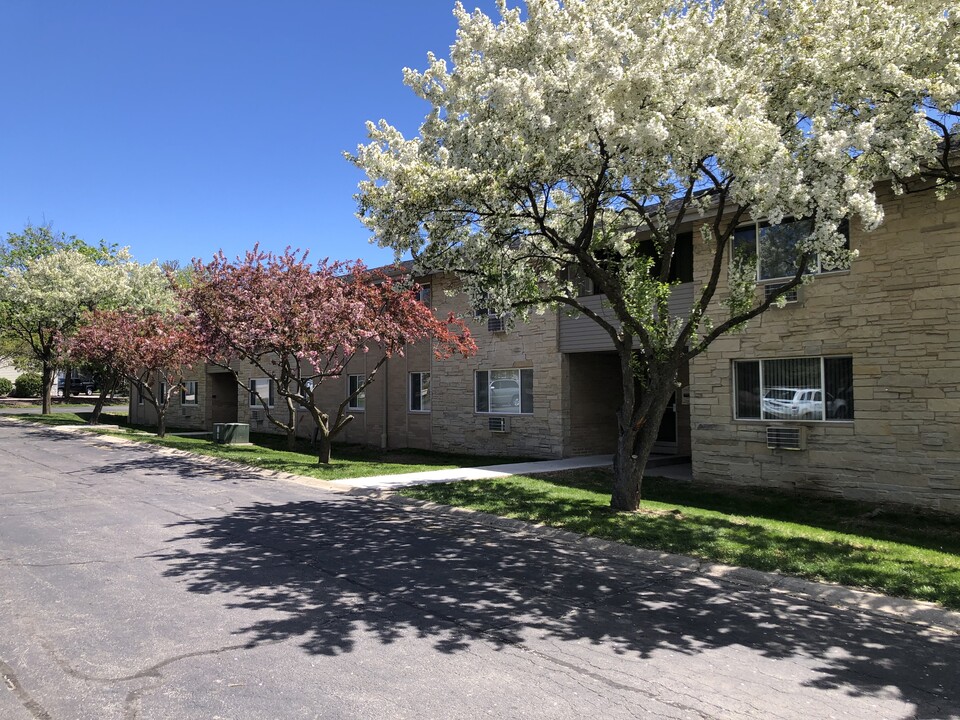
[764,283,799,304]
[487,314,506,333]
[766,426,806,450]
[488,417,510,433]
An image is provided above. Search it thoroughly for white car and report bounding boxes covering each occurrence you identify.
[761,387,824,420]
[761,387,851,420]
[489,379,521,409]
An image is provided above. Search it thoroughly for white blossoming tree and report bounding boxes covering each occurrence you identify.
[0,227,174,414]
[351,0,960,510]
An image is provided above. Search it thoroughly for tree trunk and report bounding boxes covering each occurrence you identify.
[610,358,679,512]
[157,410,166,438]
[286,401,297,450]
[88,373,117,425]
[317,432,331,465]
[41,363,54,415]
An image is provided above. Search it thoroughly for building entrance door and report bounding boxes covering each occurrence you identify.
[208,372,238,425]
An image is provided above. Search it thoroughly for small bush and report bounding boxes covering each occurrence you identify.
[0,377,12,396]
[13,372,43,398]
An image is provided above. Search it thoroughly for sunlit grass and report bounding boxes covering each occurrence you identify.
[400,469,960,609]
[9,411,530,481]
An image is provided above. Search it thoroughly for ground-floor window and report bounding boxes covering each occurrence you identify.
[249,378,274,407]
[475,368,533,414]
[409,372,430,412]
[734,356,853,421]
[347,374,365,411]
[181,380,199,405]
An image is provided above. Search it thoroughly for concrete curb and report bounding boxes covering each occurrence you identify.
[7,416,959,635]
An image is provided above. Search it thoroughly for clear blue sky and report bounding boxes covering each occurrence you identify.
[0,1,499,268]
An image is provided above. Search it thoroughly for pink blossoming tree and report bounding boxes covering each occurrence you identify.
[182,247,475,463]
[70,310,204,437]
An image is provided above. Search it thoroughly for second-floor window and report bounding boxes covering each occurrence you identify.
[414,283,431,305]
[732,218,849,282]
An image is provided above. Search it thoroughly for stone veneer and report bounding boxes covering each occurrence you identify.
[689,186,960,514]
[427,273,566,459]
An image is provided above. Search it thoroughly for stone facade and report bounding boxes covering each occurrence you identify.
[689,187,960,514]
[315,272,568,459]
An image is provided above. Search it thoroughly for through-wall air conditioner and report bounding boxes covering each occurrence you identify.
[488,417,510,433]
[487,314,506,333]
[766,426,806,450]
[764,283,799,305]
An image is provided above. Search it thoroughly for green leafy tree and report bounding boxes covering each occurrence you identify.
[351,0,960,510]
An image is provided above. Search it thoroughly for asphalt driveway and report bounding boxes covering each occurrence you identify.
[1,420,958,719]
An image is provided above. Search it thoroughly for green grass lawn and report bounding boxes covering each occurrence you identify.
[400,468,960,610]
[8,411,530,481]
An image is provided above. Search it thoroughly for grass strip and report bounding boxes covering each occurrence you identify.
[399,468,960,610]
[8,411,530,481]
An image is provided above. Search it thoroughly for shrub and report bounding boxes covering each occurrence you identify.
[0,377,12,396]
[13,372,43,398]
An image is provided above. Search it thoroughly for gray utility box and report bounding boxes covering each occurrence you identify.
[214,423,250,444]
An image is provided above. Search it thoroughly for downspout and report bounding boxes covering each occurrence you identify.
[381,357,389,449]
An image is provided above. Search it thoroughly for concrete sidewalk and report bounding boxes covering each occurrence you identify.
[330,454,692,491]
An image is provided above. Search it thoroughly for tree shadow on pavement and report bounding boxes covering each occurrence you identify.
[147,497,960,719]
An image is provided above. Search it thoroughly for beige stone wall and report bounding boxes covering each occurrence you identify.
[428,273,566,459]
[128,373,208,432]
[689,187,960,513]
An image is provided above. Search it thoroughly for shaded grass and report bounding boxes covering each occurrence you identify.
[400,468,960,609]
[8,411,531,481]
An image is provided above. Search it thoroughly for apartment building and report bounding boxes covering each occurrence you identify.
[689,185,960,514]
[129,185,959,513]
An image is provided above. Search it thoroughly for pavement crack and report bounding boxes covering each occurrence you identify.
[41,639,254,683]
[0,658,54,720]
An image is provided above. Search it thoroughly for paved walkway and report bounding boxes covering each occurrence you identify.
[330,454,693,491]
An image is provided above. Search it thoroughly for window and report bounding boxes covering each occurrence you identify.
[181,380,198,405]
[347,374,365,411]
[159,381,167,401]
[249,378,274,407]
[734,357,853,422]
[732,218,849,282]
[409,372,431,412]
[414,284,431,305]
[475,369,533,414]
[635,231,694,283]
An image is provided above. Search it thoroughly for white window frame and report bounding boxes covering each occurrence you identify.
[181,380,199,406]
[733,356,853,423]
[475,368,534,415]
[158,381,167,402]
[347,374,365,411]
[249,378,275,407]
[409,372,431,413]
[732,218,850,284]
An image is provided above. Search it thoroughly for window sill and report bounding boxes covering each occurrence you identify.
[733,418,854,425]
